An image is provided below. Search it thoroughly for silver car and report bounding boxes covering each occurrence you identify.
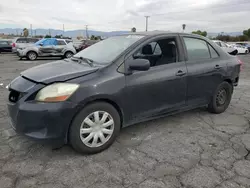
[12,37,39,53]
[17,38,76,60]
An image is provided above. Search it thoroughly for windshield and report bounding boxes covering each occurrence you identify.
[35,39,46,45]
[74,35,145,64]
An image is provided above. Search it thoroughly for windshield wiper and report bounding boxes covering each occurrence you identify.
[71,56,94,67]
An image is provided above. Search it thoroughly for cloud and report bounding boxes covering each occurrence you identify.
[0,0,249,32]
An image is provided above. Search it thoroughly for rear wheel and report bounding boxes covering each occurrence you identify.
[208,82,233,114]
[69,102,121,154]
[27,51,37,61]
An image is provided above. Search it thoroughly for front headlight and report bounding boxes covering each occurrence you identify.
[35,83,79,102]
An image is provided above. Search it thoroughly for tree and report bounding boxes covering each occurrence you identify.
[55,35,62,38]
[131,27,136,32]
[182,24,186,32]
[77,36,83,40]
[243,28,250,38]
[95,36,101,40]
[44,35,51,38]
[23,28,29,37]
[239,35,249,41]
[90,35,95,40]
[192,30,207,37]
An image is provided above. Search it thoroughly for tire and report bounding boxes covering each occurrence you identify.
[208,82,233,114]
[27,51,37,61]
[64,51,73,59]
[69,102,121,154]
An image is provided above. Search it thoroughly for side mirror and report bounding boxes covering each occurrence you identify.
[39,43,43,46]
[128,59,150,71]
[229,49,238,56]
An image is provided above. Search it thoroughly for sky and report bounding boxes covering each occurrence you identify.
[0,0,250,32]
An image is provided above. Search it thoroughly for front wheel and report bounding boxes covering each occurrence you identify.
[64,51,73,59]
[208,82,233,114]
[69,102,121,154]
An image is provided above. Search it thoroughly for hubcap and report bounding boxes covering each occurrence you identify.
[29,52,36,60]
[80,111,114,148]
[216,88,227,106]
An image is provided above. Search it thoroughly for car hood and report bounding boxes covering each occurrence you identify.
[21,59,99,84]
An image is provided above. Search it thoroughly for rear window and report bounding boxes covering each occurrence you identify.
[16,38,27,43]
[0,41,9,45]
[184,37,210,60]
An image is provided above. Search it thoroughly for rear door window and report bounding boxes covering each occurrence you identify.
[221,42,227,48]
[184,37,210,60]
[208,45,219,58]
[215,42,222,47]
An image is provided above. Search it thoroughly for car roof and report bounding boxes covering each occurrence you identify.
[125,31,202,37]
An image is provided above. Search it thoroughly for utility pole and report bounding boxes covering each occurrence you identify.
[63,24,65,36]
[85,25,89,39]
[30,24,33,37]
[145,16,150,32]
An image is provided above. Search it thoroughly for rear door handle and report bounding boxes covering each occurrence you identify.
[214,65,222,69]
[176,70,186,76]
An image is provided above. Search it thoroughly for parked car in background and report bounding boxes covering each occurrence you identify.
[76,40,98,52]
[235,42,250,52]
[17,38,76,60]
[8,32,241,154]
[0,40,12,53]
[12,37,39,53]
[212,40,238,55]
[231,44,249,54]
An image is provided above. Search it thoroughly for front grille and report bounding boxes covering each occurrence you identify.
[9,90,20,103]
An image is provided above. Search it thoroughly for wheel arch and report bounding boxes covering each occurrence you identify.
[65,97,124,144]
[224,78,234,87]
[26,50,38,56]
[64,50,74,56]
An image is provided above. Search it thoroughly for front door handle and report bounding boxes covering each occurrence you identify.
[214,65,222,69]
[176,70,186,76]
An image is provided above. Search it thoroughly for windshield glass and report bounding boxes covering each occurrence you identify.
[74,35,145,64]
[35,39,46,45]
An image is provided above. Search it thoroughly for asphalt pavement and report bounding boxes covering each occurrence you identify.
[0,53,250,188]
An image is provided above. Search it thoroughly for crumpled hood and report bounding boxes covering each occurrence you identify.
[21,59,99,84]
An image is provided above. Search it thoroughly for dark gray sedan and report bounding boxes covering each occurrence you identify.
[7,32,241,154]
